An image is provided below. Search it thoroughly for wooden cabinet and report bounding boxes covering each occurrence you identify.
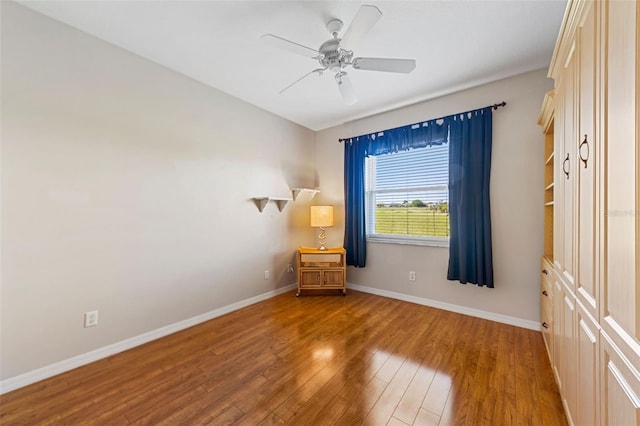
[576,0,598,320]
[556,276,578,423]
[576,298,600,426]
[600,0,640,423]
[540,0,639,424]
[296,247,346,297]
[560,34,577,290]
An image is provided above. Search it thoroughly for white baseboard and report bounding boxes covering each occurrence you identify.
[0,284,296,395]
[348,283,541,331]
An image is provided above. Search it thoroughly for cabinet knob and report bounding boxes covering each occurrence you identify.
[542,290,549,296]
[542,269,549,275]
[563,153,570,179]
[542,322,549,329]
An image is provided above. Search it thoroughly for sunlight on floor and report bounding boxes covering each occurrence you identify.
[366,350,453,425]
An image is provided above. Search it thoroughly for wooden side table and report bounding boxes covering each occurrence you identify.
[296,247,346,297]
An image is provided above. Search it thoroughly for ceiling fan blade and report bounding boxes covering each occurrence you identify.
[261,34,320,58]
[352,57,416,73]
[279,68,325,94]
[340,5,382,52]
[335,72,357,105]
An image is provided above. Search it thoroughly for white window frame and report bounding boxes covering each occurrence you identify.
[365,151,450,248]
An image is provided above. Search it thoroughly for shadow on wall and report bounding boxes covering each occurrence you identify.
[281,161,319,191]
[271,251,298,287]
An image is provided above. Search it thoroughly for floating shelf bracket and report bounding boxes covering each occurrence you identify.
[272,198,290,212]
[291,188,320,201]
[252,197,292,212]
[252,197,270,212]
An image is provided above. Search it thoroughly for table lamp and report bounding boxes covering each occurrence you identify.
[310,205,334,251]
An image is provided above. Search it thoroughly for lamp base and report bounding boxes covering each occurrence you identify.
[318,227,327,251]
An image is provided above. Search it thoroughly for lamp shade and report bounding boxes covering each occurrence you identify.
[310,206,334,227]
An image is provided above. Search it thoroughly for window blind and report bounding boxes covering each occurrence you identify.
[365,144,450,244]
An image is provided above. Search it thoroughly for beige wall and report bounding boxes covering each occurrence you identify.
[0,3,316,380]
[314,69,552,323]
[1,2,550,387]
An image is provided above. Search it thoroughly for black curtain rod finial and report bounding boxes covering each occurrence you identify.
[492,101,507,110]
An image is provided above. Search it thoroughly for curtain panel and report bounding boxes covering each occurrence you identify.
[342,106,494,287]
[446,107,494,287]
[343,138,368,267]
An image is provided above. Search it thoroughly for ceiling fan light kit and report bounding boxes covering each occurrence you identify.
[261,5,416,104]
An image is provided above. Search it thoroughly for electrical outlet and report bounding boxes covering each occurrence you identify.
[84,310,98,328]
[409,271,416,281]
[264,270,270,280]
[287,263,294,273]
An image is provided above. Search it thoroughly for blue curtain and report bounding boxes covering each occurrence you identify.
[343,137,368,267]
[447,107,494,287]
[343,120,448,267]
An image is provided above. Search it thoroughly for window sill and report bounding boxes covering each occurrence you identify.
[367,235,449,248]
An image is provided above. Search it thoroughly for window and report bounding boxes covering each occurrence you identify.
[364,143,449,247]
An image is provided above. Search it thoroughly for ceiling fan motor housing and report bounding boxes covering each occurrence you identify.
[318,38,352,72]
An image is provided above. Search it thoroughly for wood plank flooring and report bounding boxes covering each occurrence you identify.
[0,290,567,425]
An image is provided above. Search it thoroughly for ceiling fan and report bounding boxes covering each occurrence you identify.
[261,5,416,105]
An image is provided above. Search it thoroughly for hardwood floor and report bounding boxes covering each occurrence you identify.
[0,290,566,425]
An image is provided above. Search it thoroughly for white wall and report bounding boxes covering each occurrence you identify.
[314,69,552,324]
[0,3,316,381]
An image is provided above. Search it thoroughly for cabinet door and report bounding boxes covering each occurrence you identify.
[553,42,578,287]
[601,0,639,370]
[552,278,564,387]
[601,332,640,425]
[553,82,565,273]
[554,276,578,425]
[561,285,578,424]
[299,269,322,288]
[541,273,553,359]
[322,269,344,288]
[576,300,600,426]
[576,1,599,319]
[562,41,578,289]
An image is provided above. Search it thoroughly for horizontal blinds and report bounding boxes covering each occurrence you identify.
[365,145,450,239]
[374,146,448,189]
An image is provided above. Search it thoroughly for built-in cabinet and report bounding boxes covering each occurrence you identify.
[539,1,639,424]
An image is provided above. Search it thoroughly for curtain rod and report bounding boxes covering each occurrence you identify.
[338,101,507,143]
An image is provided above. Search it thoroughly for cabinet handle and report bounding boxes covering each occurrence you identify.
[542,269,549,275]
[542,322,549,329]
[579,134,589,168]
[542,290,548,296]
[563,153,570,179]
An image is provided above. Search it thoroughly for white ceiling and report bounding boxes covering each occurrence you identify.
[19,1,567,131]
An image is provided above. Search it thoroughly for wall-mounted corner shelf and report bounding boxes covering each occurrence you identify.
[252,197,292,212]
[291,188,320,201]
